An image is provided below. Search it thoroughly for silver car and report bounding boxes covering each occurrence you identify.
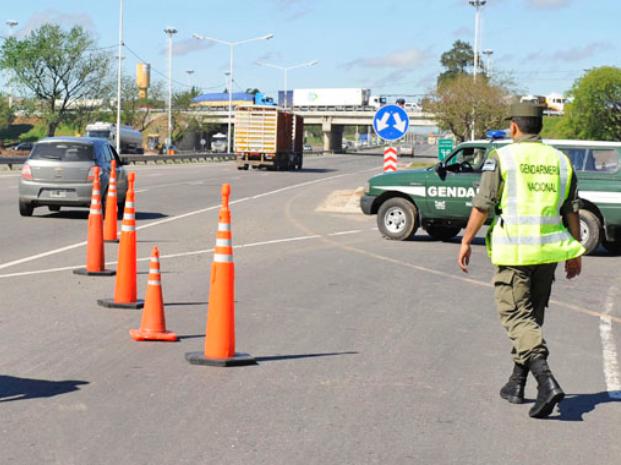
[18,137,128,217]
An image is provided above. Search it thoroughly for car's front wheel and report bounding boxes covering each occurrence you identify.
[19,200,34,217]
[377,197,418,240]
[579,209,601,254]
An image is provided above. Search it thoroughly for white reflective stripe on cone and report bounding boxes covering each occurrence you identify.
[125,202,135,208]
[123,214,135,220]
[218,223,231,231]
[92,190,101,195]
[148,268,159,274]
[121,225,135,232]
[213,253,233,263]
[150,257,159,263]
[216,239,232,247]
[148,280,161,286]
[90,209,102,215]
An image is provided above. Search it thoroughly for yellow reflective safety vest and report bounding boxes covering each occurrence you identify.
[487,142,585,265]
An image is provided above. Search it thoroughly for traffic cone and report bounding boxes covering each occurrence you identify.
[185,184,256,367]
[130,246,177,342]
[103,159,119,243]
[73,166,115,276]
[97,172,144,309]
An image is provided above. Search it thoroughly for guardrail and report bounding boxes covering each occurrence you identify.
[121,152,236,165]
[0,157,27,169]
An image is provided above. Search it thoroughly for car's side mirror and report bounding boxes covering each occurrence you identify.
[435,162,447,180]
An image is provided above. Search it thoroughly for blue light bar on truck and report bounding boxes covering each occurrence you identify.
[486,130,507,140]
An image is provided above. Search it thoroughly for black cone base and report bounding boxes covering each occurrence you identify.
[104,239,119,243]
[97,298,144,309]
[185,351,257,367]
[73,268,116,276]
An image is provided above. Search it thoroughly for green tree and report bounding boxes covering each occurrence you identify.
[173,86,201,109]
[425,74,509,142]
[0,94,14,131]
[0,24,112,136]
[438,40,475,85]
[562,66,621,141]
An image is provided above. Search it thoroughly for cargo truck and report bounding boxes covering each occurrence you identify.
[234,105,304,171]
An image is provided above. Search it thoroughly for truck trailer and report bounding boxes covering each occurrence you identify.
[292,88,371,109]
[234,105,304,171]
[85,122,143,154]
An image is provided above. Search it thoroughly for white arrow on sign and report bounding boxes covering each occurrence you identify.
[393,112,407,133]
[376,112,390,132]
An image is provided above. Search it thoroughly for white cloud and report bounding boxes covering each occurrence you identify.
[526,0,571,9]
[161,38,214,57]
[344,48,429,70]
[525,41,613,63]
[16,10,97,37]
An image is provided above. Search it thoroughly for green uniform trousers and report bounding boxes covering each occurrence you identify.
[493,263,557,365]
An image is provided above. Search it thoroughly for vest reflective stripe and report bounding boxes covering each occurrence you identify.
[489,142,585,265]
[500,215,562,225]
[492,230,574,246]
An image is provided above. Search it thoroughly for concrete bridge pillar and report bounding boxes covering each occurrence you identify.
[331,125,344,153]
[322,117,332,152]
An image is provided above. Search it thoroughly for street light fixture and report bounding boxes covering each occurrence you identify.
[193,32,274,153]
[185,69,195,89]
[5,20,18,109]
[256,60,318,110]
[164,27,178,152]
[468,0,486,140]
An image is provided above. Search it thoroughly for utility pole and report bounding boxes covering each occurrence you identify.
[469,0,486,140]
[164,27,178,153]
[115,1,124,154]
[5,20,18,109]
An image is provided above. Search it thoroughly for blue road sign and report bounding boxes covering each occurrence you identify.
[372,104,410,142]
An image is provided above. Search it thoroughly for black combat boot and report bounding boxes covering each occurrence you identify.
[500,363,528,404]
[528,356,565,418]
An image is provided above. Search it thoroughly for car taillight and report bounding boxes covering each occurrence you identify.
[87,166,96,182]
[21,164,32,180]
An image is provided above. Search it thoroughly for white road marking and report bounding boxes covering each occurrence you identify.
[0,166,377,272]
[134,189,149,193]
[328,230,362,237]
[600,286,621,399]
[0,232,344,278]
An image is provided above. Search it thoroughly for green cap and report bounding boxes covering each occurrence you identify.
[505,102,544,121]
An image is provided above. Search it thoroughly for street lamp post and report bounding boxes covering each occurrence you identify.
[482,49,494,75]
[193,33,274,153]
[256,60,318,110]
[164,27,178,153]
[469,0,486,140]
[5,20,18,109]
[185,69,195,89]
[115,1,124,154]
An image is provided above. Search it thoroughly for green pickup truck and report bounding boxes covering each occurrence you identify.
[360,138,621,254]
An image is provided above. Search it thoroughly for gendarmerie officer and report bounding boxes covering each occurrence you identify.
[457,102,585,418]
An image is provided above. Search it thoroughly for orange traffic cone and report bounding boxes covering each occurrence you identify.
[130,246,177,341]
[74,166,115,276]
[97,171,144,309]
[185,184,256,367]
[103,159,119,243]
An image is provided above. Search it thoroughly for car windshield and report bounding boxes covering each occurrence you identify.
[87,130,110,139]
[30,142,95,161]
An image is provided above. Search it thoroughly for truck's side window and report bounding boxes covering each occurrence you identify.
[591,149,620,173]
[449,147,488,171]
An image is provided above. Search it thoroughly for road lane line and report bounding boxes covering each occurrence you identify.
[600,286,621,398]
[0,167,375,272]
[0,232,342,278]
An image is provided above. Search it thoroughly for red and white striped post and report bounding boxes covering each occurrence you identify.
[383,146,398,172]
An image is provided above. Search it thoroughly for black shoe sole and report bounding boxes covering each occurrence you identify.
[500,392,524,404]
[529,390,565,418]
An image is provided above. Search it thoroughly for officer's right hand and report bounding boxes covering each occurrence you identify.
[565,257,582,279]
[457,242,471,273]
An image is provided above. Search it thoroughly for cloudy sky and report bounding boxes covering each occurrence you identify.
[1,0,619,99]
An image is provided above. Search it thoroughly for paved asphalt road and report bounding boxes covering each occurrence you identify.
[0,153,620,465]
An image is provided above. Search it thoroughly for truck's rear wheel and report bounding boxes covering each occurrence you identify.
[377,197,418,241]
[425,225,461,241]
[579,209,601,255]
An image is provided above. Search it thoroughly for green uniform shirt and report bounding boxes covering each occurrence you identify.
[472,134,579,214]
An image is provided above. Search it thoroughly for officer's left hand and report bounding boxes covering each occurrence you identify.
[457,243,471,273]
[565,257,582,279]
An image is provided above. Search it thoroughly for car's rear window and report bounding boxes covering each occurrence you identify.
[30,142,95,161]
